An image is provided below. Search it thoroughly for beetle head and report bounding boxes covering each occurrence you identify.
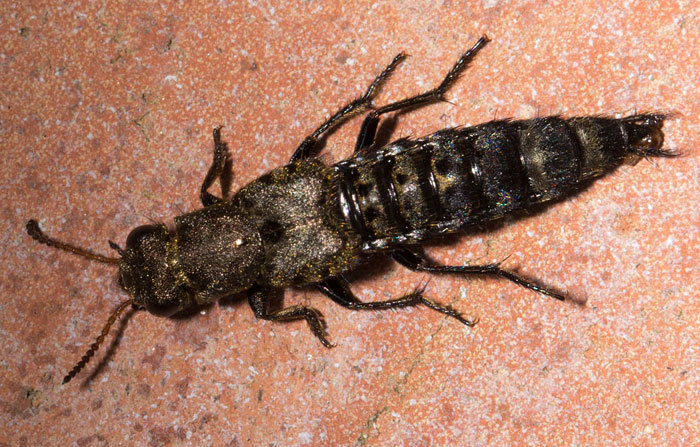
[118,223,193,317]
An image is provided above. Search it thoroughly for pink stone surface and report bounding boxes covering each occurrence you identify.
[2,1,699,446]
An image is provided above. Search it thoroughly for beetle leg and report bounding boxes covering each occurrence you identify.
[247,285,334,347]
[200,126,228,206]
[354,35,489,154]
[391,246,567,302]
[317,277,476,326]
[289,52,407,163]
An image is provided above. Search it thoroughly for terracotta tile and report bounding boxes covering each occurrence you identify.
[2,1,698,446]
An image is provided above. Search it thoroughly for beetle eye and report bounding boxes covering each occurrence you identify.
[144,300,184,317]
[126,224,162,249]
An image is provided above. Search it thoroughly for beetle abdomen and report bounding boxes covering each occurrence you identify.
[334,114,665,248]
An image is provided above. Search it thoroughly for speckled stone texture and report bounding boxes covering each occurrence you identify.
[2,1,698,446]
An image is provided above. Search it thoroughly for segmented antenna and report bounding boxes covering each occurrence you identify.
[26,219,121,265]
[63,299,133,384]
[26,219,128,383]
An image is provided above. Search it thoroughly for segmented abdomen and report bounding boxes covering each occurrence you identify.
[333,114,665,249]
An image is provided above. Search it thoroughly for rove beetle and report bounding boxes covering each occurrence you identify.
[27,36,673,383]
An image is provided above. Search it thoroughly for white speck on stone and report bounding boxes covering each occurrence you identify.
[299,432,313,444]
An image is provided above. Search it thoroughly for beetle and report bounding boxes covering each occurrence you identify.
[27,36,673,383]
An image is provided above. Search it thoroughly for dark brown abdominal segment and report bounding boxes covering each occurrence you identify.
[622,113,674,157]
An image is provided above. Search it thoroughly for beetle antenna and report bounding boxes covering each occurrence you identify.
[26,220,121,265]
[63,299,134,384]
